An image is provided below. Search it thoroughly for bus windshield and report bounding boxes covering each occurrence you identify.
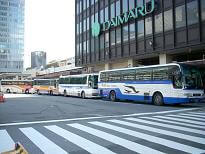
[181,65,203,90]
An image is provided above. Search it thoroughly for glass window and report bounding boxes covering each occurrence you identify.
[77,3,79,14]
[91,38,94,52]
[100,9,104,23]
[111,3,115,19]
[202,0,205,21]
[155,13,163,33]
[116,1,121,16]
[105,7,108,21]
[138,20,144,38]
[91,0,94,5]
[79,1,82,13]
[145,17,152,35]
[77,23,79,34]
[79,22,82,34]
[123,0,128,13]
[87,0,90,8]
[83,19,86,32]
[83,41,86,52]
[121,69,136,81]
[108,71,121,81]
[136,68,152,80]
[105,32,109,48]
[83,0,86,10]
[164,10,173,31]
[130,23,135,40]
[153,67,169,80]
[175,5,186,28]
[100,72,107,82]
[123,25,128,42]
[187,1,198,25]
[91,14,94,25]
[100,34,104,50]
[87,40,90,52]
[111,30,115,46]
[116,27,121,44]
[87,17,89,30]
[129,0,135,10]
[95,13,98,22]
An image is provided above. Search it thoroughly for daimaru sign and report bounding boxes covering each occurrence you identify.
[92,0,155,37]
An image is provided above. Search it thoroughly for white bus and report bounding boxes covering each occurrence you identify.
[99,63,204,105]
[59,74,99,98]
[0,80,34,94]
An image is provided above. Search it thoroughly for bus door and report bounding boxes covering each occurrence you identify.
[88,75,98,89]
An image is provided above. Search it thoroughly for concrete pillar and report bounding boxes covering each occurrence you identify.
[128,58,137,68]
[105,63,111,70]
[159,54,172,64]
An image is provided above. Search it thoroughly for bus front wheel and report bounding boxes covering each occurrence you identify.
[6,89,11,93]
[81,91,86,99]
[25,89,29,94]
[153,92,164,106]
[110,91,116,102]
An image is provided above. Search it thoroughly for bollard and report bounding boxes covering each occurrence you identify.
[0,91,5,103]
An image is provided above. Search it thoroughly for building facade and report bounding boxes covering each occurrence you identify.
[31,51,47,69]
[75,0,205,71]
[0,0,25,73]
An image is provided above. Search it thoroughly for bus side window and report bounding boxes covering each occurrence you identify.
[169,66,182,89]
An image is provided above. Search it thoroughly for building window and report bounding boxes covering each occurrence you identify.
[116,0,120,16]
[77,23,79,35]
[79,1,82,13]
[105,7,108,21]
[202,0,205,21]
[79,22,82,34]
[87,40,90,52]
[111,30,115,46]
[110,3,115,19]
[123,25,129,42]
[164,9,173,31]
[105,32,109,48]
[83,0,86,10]
[83,19,86,32]
[87,17,89,30]
[175,5,186,28]
[91,14,94,25]
[91,0,94,5]
[129,0,135,10]
[100,9,104,23]
[145,17,152,35]
[91,38,94,52]
[87,0,89,8]
[95,13,98,22]
[83,41,86,53]
[77,3,79,14]
[116,27,121,44]
[130,23,135,40]
[187,1,198,25]
[138,20,144,38]
[122,0,128,13]
[155,13,163,34]
[100,35,104,50]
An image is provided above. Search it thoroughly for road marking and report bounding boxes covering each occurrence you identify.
[141,117,205,129]
[45,125,116,154]
[19,127,67,154]
[68,123,165,154]
[188,112,205,116]
[167,115,205,122]
[125,118,205,135]
[0,130,15,153]
[0,108,200,126]
[179,113,205,119]
[90,121,205,154]
[110,119,205,145]
[154,116,205,126]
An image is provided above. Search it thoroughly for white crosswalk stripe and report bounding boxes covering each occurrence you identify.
[167,115,205,122]
[179,113,205,119]
[45,125,116,154]
[89,121,204,153]
[1,111,205,154]
[124,118,205,135]
[141,117,205,129]
[110,118,205,145]
[20,127,67,154]
[68,123,165,154]
[154,115,205,126]
[0,130,15,153]
[188,112,205,116]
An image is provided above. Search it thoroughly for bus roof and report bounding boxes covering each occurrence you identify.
[0,80,33,82]
[33,78,58,81]
[60,73,98,78]
[99,63,181,73]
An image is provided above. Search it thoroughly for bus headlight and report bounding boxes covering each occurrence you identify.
[184,93,193,97]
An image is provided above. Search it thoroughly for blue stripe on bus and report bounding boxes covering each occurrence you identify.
[100,88,190,104]
[98,80,172,84]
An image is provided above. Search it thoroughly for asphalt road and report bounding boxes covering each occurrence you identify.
[0,94,205,154]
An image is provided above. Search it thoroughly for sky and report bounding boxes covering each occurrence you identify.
[24,0,75,68]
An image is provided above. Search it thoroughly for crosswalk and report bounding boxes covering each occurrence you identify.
[1,111,205,154]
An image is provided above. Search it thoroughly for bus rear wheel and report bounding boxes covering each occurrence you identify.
[153,92,164,106]
[110,91,116,102]
[6,89,11,93]
[64,90,67,97]
[25,89,29,94]
[50,90,53,95]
